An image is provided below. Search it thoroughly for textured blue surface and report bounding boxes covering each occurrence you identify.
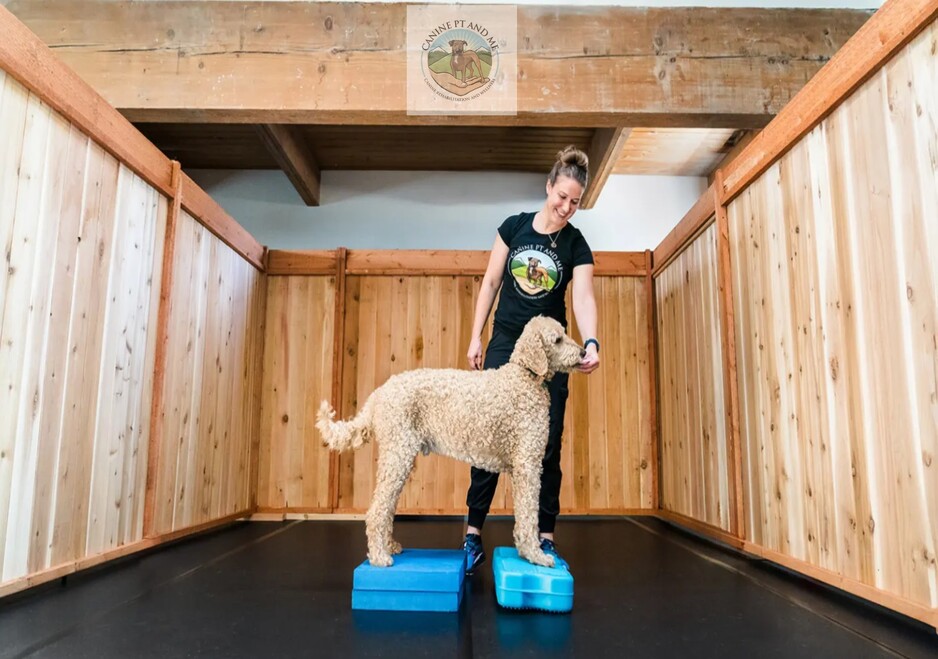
[352,549,467,612]
[351,582,465,612]
[492,546,574,613]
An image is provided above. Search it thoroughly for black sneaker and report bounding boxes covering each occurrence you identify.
[463,533,486,574]
[540,538,569,570]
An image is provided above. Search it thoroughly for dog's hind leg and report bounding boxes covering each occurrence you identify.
[510,457,554,568]
[366,444,418,567]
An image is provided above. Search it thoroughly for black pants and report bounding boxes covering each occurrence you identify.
[465,329,569,534]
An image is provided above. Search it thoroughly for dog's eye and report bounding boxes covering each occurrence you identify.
[554,336,562,344]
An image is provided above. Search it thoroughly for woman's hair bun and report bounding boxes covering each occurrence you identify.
[557,146,588,170]
[548,145,589,189]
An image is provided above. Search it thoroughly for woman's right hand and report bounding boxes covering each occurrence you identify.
[467,337,483,371]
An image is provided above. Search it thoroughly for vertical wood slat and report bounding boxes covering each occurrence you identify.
[0,91,54,580]
[329,248,348,511]
[143,161,182,539]
[645,250,659,510]
[712,174,745,539]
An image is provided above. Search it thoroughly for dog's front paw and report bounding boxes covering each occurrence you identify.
[368,553,394,567]
[519,548,555,568]
[387,539,403,555]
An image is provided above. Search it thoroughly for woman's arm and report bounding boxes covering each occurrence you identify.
[572,263,600,374]
[467,235,509,370]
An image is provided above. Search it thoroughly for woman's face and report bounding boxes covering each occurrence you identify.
[545,175,584,226]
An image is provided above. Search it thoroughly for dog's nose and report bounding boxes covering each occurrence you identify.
[580,349,587,359]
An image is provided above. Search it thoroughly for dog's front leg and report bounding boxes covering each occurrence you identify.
[509,458,554,568]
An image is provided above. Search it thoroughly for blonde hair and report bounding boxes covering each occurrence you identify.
[548,145,589,190]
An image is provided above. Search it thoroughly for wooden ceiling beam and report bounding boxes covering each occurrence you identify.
[7,1,872,128]
[580,127,631,210]
[256,124,321,207]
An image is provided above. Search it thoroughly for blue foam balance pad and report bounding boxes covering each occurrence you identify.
[352,549,467,612]
[492,546,574,613]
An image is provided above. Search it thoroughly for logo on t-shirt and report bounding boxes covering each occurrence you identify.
[508,246,562,299]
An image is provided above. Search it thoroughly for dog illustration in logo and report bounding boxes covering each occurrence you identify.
[449,39,484,82]
[526,257,550,288]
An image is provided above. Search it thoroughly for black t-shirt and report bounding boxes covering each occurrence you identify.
[492,211,594,337]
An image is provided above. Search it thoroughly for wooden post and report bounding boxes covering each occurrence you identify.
[329,248,349,511]
[712,170,745,539]
[143,161,182,539]
[645,249,660,511]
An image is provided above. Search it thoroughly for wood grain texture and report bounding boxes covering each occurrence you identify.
[0,73,166,584]
[0,5,173,195]
[720,0,938,202]
[8,2,870,126]
[149,212,265,535]
[726,21,938,618]
[655,223,732,532]
[258,272,653,515]
[256,276,336,510]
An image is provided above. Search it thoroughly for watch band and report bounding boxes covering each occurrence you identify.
[584,338,600,353]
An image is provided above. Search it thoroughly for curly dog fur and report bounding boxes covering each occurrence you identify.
[316,316,584,568]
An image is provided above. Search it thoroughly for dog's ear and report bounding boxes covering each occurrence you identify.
[510,321,549,378]
[449,40,455,46]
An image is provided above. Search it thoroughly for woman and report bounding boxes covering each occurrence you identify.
[463,145,600,573]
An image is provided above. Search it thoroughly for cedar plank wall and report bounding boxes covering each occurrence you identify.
[257,266,654,515]
[727,21,938,616]
[655,223,732,532]
[0,71,166,582]
[147,211,266,535]
[0,45,265,594]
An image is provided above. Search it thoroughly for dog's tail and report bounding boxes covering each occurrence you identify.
[315,396,375,451]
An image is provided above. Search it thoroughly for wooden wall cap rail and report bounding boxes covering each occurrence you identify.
[266,250,648,276]
[266,250,337,275]
[0,4,173,196]
[345,250,491,276]
[719,0,938,204]
[0,6,265,271]
[652,183,717,276]
[180,175,266,271]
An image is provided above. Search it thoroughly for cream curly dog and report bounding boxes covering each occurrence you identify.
[316,316,585,568]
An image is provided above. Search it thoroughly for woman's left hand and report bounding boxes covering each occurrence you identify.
[577,344,600,374]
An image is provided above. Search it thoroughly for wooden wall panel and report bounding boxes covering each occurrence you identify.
[563,277,654,512]
[257,276,335,511]
[150,211,265,535]
[336,276,485,514]
[655,223,732,531]
[254,272,653,516]
[726,22,938,612]
[0,72,166,583]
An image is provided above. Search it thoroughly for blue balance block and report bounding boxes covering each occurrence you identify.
[352,549,467,612]
[492,546,574,613]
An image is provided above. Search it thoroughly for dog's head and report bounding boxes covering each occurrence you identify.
[527,257,540,267]
[449,39,467,53]
[509,316,585,381]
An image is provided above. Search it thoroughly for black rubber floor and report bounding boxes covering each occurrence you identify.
[1,517,936,658]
